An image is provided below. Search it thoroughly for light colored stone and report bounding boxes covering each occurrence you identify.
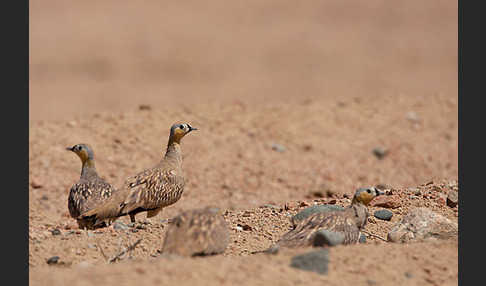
[387,207,458,243]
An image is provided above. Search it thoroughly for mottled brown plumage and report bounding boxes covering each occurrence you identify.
[274,187,383,249]
[161,207,230,256]
[67,144,117,229]
[79,123,197,227]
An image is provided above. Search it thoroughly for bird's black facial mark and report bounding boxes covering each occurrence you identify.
[367,189,371,193]
[179,124,185,130]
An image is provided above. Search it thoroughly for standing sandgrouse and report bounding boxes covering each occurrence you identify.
[79,123,197,226]
[161,207,230,256]
[272,187,384,249]
[66,144,117,229]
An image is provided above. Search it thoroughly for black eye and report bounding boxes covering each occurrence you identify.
[179,125,185,129]
[367,189,371,193]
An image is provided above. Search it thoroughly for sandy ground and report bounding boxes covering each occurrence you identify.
[29,0,457,285]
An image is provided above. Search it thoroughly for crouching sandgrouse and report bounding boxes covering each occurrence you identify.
[271,187,384,250]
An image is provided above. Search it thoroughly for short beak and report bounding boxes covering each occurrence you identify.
[376,188,385,196]
[66,146,74,151]
[188,126,198,132]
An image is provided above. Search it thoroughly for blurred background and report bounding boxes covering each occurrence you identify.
[29,0,456,122]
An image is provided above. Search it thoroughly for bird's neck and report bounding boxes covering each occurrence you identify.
[350,203,369,229]
[163,141,182,167]
[80,160,98,179]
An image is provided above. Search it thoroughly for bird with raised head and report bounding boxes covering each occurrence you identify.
[66,143,117,229]
[79,123,197,227]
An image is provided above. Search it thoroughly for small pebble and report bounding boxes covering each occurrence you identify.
[113,222,129,230]
[359,233,366,243]
[372,147,388,159]
[447,190,458,208]
[51,229,61,236]
[139,104,152,110]
[237,224,252,231]
[31,178,43,189]
[374,209,393,221]
[46,256,59,265]
[370,195,401,209]
[406,111,420,122]
[366,280,377,286]
[271,143,286,152]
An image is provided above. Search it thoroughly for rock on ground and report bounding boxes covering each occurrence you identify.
[290,249,330,275]
[446,190,458,208]
[387,207,458,243]
[374,209,393,221]
[312,229,345,247]
[370,195,401,209]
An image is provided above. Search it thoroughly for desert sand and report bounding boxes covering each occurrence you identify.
[29,1,458,285]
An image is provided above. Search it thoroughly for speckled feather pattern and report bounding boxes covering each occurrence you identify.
[68,178,114,219]
[78,124,196,225]
[123,166,185,212]
[276,204,369,248]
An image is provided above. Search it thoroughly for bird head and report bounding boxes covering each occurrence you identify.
[66,143,95,164]
[351,187,384,205]
[169,123,198,144]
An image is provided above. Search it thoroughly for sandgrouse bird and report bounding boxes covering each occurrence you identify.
[272,187,383,250]
[161,207,230,257]
[80,123,197,227]
[66,144,117,229]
